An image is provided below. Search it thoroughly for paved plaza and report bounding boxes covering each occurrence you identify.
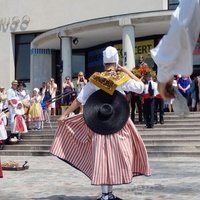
[1,156,200,200]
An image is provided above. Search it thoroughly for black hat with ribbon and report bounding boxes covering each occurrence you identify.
[83,90,130,135]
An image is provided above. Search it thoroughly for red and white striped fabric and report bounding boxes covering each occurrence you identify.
[50,114,150,185]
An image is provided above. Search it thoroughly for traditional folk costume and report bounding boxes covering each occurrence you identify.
[18,88,30,114]
[151,0,200,83]
[0,110,7,177]
[13,102,28,140]
[143,73,156,128]
[28,88,44,130]
[130,92,143,124]
[150,0,198,116]
[51,47,150,200]
[7,80,20,133]
[0,87,7,111]
[154,81,164,124]
[0,111,8,150]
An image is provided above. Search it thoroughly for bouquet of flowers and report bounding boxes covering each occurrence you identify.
[132,65,156,79]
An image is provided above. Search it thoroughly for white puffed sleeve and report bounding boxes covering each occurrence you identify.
[76,82,98,105]
[120,79,144,94]
[151,0,200,83]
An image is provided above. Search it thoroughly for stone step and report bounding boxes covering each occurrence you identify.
[147,151,200,157]
[140,133,200,139]
[11,139,53,145]
[34,120,200,126]
[38,123,200,130]
[1,148,200,157]
[146,145,200,151]
[137,127,200,132]
[3,144,51,150]
[6,125,200,134]
[34,115,200,122]
[7,129,57,133]
[20,134,54,140]
[136,124,200,129]
[143,139,200,145]
[0,150,50,156]
[8,129,195,139]
[3,144,200,151]
[19,132,200,140]
[1,112,200,157]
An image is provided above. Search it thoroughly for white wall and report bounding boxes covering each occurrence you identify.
[0,0,166,32]
[0,0,168,90]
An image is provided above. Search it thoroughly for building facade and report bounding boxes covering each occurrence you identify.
[0,0,187,93]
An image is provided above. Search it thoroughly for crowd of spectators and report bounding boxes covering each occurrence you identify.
[0,70,199,147]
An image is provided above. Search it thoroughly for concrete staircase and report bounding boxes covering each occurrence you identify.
[138,112,200,157]
[0,113,200,157]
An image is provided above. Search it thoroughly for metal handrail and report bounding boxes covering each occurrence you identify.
[47,90,77,104]
[2,90,77,113]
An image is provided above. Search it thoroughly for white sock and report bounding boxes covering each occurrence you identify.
[108,185,113,193]
[101,185,109,194]
[37,121,41,128]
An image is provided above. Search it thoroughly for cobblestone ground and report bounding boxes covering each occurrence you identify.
[1,156,200,200]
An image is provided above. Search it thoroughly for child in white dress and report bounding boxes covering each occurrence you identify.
[0,109,8,149]
[13,101,27,140]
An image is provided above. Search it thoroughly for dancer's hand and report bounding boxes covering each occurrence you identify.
[158,78,175,100]
[58,115,66,125]
[117,64,129,74]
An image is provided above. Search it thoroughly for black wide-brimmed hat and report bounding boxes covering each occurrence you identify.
[83,90,130,135]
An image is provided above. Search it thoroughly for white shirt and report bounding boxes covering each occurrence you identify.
[151,0,200,82]
[144,80,156,96]
[153,81,159,96]
[7,88,19,101]
[14,107,25,115]
[77,79,144,105]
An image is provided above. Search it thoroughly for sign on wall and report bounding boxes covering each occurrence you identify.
[88,48,104,68]
[114,44,123,64]
[135,40,154,59]
[114,39,154,62]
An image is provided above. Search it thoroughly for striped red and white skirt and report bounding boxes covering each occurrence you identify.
[50,114,150,185]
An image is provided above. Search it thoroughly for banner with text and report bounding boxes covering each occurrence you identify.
[114,39,154,61]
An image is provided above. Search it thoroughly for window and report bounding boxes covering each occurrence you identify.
[168,0,179,10]
[15,33,42,81]
[72,53,85,77]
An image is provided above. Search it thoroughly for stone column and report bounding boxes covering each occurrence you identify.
[120,18,135,70]
[61,36,72,81]
[59,33,72,114]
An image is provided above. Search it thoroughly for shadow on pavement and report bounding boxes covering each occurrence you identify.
[32,195,96,200]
